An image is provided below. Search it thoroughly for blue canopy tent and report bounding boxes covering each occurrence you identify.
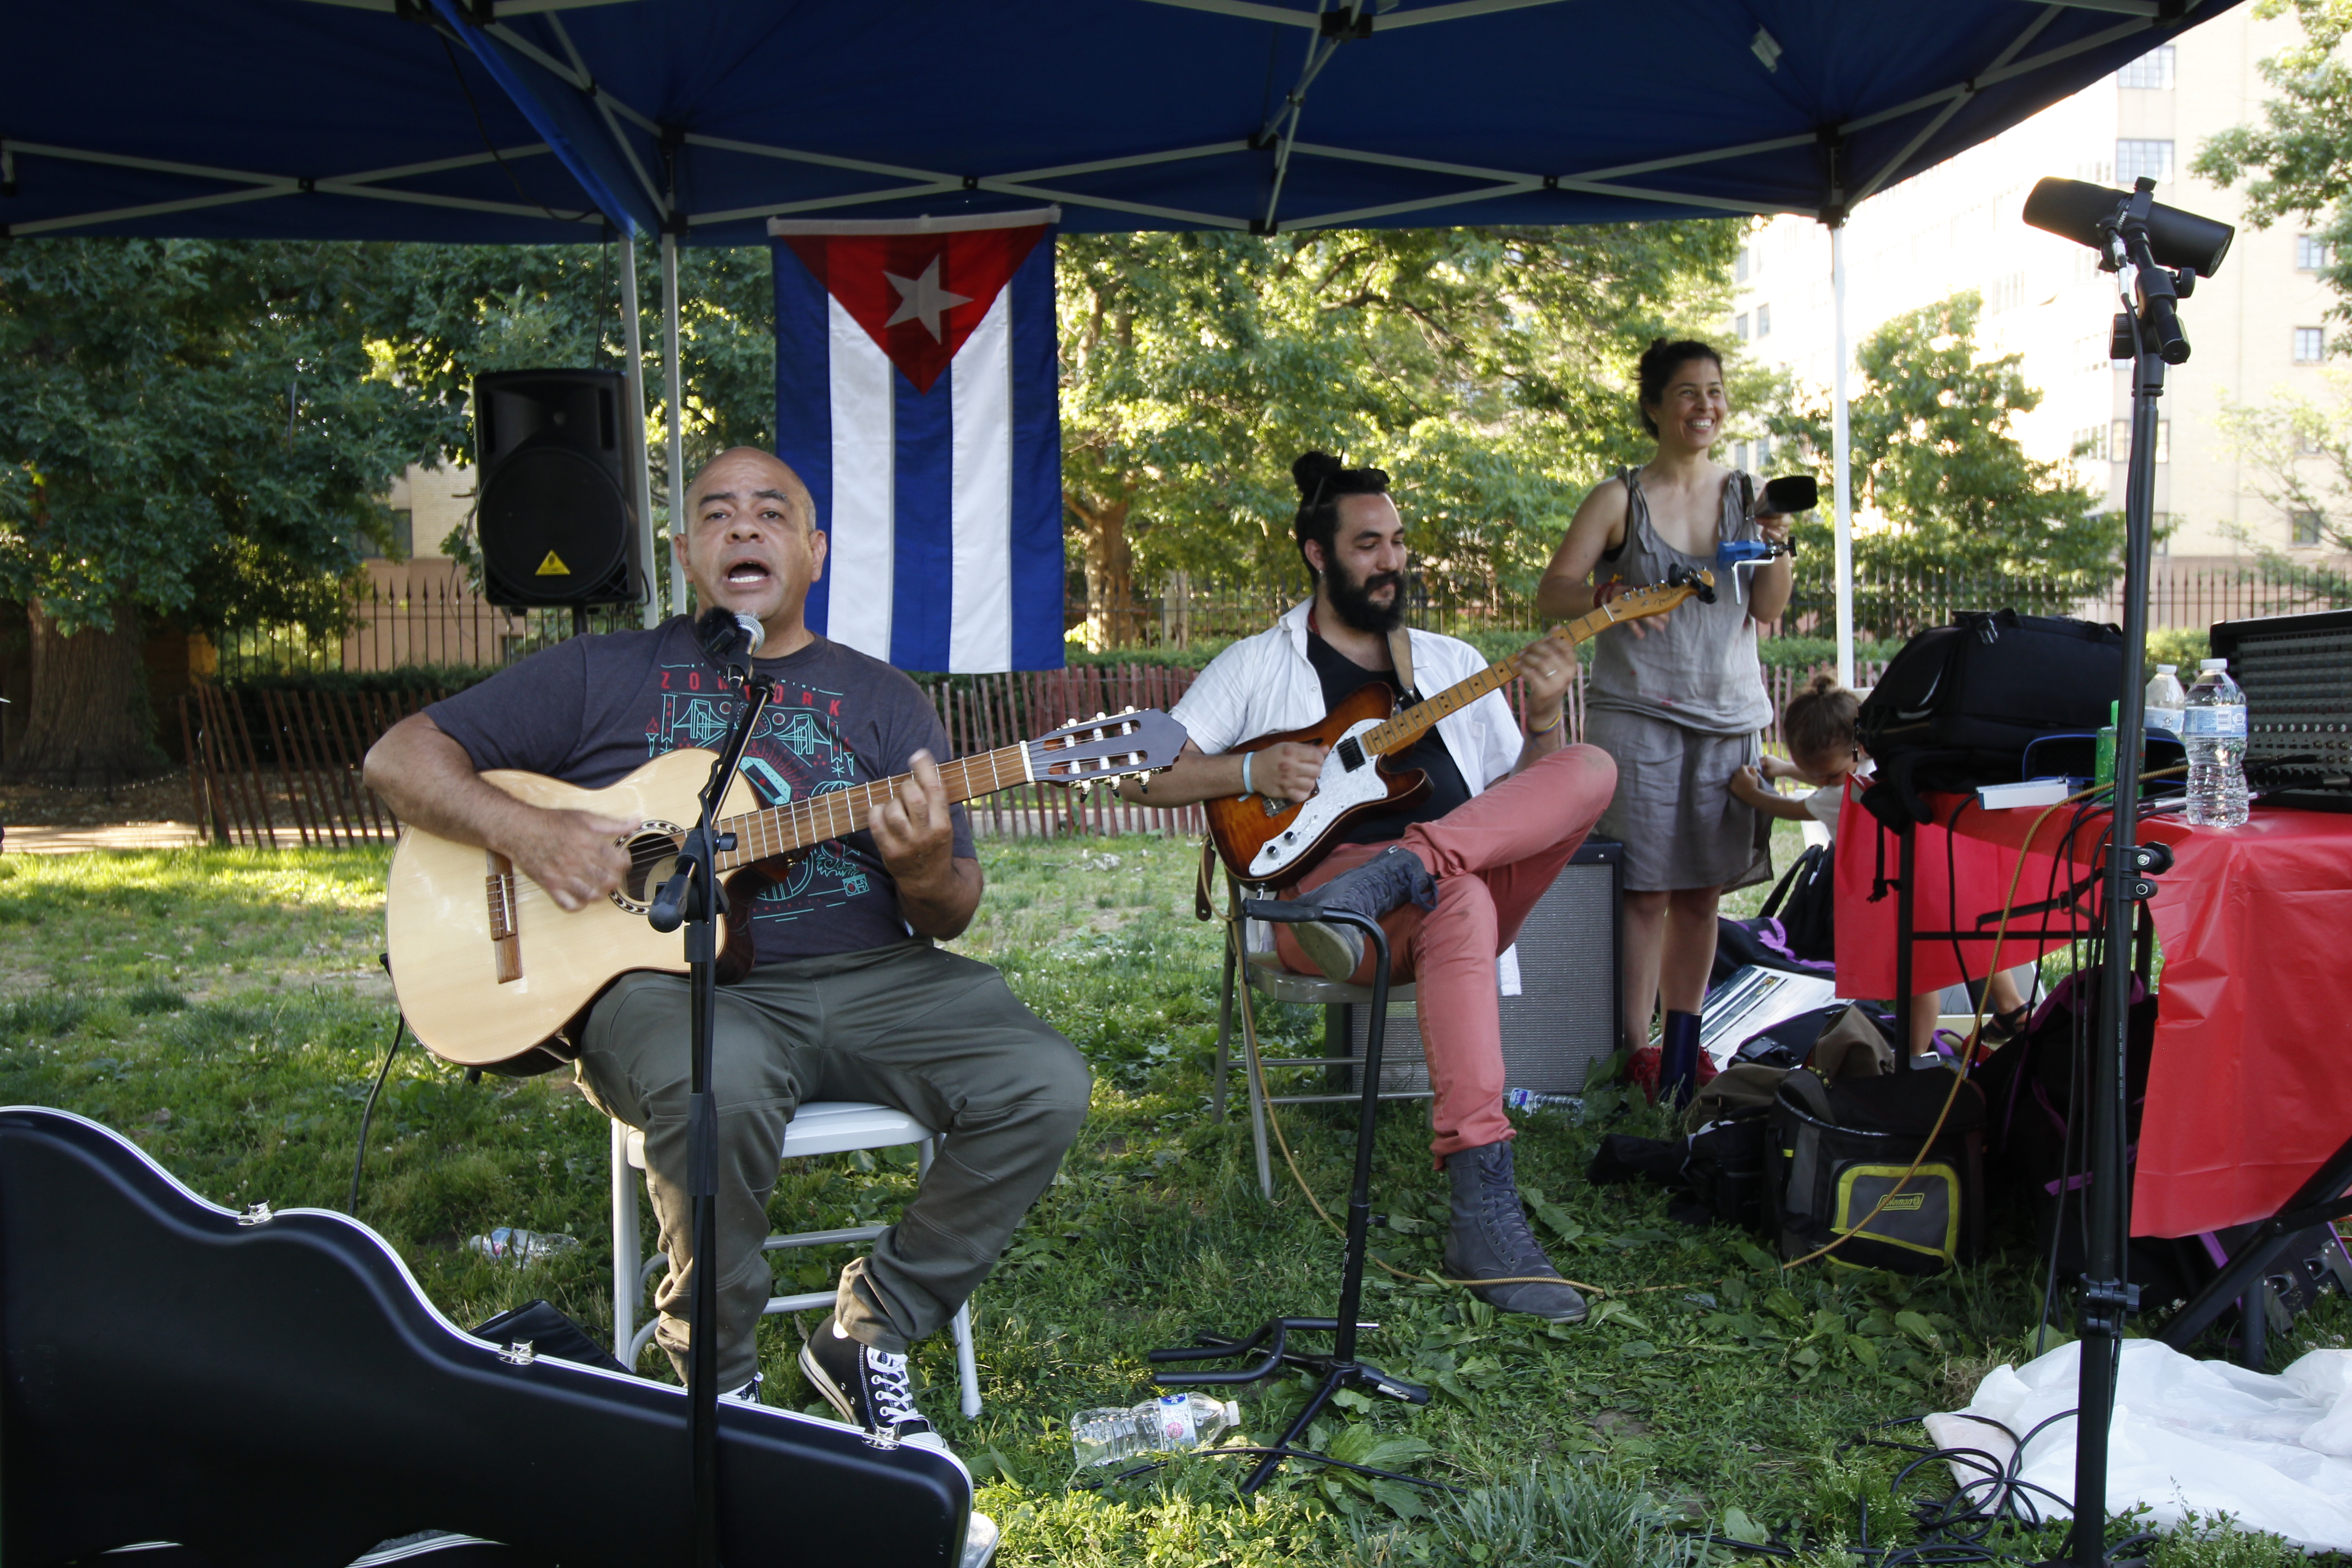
[4,0,2246,673]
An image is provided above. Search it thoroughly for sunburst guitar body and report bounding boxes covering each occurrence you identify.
[385,710,1187,1069]
[1203,569,1715,884]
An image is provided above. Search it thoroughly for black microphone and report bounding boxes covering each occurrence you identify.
[2022,177,2234,278]
[694,607,766,665]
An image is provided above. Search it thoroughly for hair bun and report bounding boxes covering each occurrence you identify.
[1293,450,1345,497]
[1805,671,1842,697]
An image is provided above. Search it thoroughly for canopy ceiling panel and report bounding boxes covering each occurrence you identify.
[3,0,2242,245]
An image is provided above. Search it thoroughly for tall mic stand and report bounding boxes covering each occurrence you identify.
[2066,177,2187,1568]
[647,647,771,1568]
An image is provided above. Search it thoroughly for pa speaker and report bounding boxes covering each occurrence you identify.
[474,368,645,609]
[1348,838,1623,1097]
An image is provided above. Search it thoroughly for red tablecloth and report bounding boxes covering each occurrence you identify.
[1832,791,2352,1237]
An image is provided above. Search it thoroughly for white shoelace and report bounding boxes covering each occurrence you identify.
[865,1349,923,1427]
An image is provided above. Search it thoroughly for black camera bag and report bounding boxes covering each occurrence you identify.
[1857,608,2124,825]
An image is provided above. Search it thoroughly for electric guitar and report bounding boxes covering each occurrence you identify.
[385,710,1186,1068]
[1204,568,1715,884]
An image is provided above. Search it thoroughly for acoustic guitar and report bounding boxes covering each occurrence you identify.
[385,710,1187,1068]
[1204,568,1715,884]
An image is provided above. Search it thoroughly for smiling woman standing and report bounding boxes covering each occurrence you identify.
[1536,338,1792,1101]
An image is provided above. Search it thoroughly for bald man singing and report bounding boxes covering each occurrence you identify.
[365,448,1088,1450]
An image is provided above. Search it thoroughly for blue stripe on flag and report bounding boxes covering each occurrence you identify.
[891,363,955,670]
[772,250,835,638]
[1006,237,1066,670]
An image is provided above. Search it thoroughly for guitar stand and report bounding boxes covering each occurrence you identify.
[647,657,772,1568]
[1147,907,1446,1497]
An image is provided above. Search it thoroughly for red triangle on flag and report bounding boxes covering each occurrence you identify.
[781,224,1048,395]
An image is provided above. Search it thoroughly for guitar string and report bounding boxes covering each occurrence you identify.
[1357,597,1638,757]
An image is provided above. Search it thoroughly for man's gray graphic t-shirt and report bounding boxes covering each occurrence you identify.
[426,618,973,962]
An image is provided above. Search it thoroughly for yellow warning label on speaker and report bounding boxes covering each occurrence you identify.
[535,550,571,577]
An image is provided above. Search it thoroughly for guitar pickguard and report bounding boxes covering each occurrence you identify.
[1246,718,1394,880]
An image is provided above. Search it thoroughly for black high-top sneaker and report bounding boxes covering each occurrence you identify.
[798,1311,945,1451]
[1289,844,1439,981]
[1441,1140,1588,1323]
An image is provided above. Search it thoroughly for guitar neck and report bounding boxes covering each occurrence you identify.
[712,742,1028,870]
[1359,602,1622,759]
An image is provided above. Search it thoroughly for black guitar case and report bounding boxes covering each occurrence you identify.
[0,1107,974,1567]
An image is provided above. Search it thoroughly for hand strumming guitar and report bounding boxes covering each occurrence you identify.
[1256,740,1328,802]
[507,808,637,913]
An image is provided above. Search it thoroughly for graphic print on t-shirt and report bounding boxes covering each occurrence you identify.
[643,657,880,933]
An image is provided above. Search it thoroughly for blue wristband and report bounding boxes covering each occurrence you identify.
[1241,753,1254,796]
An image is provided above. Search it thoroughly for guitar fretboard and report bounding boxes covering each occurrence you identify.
[711,742,1029,871]
[1357,598,1654,759]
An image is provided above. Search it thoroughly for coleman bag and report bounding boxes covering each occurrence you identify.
[1767,1065,1985,1274]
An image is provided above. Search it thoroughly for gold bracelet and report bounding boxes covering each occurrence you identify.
[1525,712,1563,736]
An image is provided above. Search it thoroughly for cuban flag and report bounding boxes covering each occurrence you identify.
[770,209,1064,672]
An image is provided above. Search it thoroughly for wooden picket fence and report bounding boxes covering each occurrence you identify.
[179,657,1873,848]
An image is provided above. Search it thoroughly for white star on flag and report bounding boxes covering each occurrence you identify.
[882,255,972,341]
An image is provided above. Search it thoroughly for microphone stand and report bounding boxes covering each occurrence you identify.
[648,644,771,1568]
[2066,176,2186,1568]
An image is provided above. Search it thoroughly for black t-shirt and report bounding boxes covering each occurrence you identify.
[1304,631,1472,846]
[425,617,972,962]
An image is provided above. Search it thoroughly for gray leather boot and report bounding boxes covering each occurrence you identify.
[1441,1140,1588,1323]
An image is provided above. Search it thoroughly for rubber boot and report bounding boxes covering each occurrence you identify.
[1289,844,1438,982]
[1441,1141,1588,1323]
[1658,1009,1703,1109]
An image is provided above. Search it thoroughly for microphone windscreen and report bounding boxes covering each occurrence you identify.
[734,613,765,659]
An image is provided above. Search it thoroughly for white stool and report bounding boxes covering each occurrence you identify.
[609,1101,983,1419]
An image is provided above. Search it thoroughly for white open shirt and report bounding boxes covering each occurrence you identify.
[1171,599,1530,991]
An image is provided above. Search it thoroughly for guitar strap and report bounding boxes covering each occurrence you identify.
[1386,627,1421,708]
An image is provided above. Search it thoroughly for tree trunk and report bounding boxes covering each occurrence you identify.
[10,599,166,787]
[1068,493,1143,651]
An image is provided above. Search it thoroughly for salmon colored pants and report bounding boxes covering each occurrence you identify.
[1273,744,1617,1162]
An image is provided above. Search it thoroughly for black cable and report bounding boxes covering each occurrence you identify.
[349,1004,407,1215]
[436,30,594,225]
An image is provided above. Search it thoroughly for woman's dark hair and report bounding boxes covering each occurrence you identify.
[1292,451,1392,574]
[1636,337,1724,436]
[1784,671,1860,762]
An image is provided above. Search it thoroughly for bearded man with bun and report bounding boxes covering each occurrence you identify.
[1122,452,1617,1323]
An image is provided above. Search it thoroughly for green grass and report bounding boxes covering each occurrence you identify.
[0,842,2341,1568]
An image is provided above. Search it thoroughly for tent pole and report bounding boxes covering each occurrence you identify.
[1830,220,1855,690]
[618,235,660,629]
[662,232,689,618]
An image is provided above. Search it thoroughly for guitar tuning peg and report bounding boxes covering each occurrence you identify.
[1091,711,1106,723]
[1120,705,1136,715]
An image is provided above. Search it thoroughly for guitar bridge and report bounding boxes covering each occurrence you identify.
[485,853,522,985]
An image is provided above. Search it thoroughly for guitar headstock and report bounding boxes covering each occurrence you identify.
[1589,567,1718,628]
[1027,708,1190,792]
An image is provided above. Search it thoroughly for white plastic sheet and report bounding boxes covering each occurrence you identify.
[1923,1339,2352,1552]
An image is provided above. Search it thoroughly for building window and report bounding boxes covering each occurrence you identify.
[2117,46,2176,90]
[2080,335,2113,373]
[1756,433,1773,469]
[2112,419,2171,464]
[2116,139,2175,186]
[1735,247,1750,283]
[2152,517,2169,557]
[1734,313,1750,342]
[2292,510,2324,547]
[2298,426,2325,456]
[389,506,413,560]
[1755,303,1772,338]
[2074,426,2110,462]
[1990,272,2028,314]
[2298,235,2332,271]
[2295,327,2327,363]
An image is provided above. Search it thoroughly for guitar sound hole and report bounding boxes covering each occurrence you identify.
[612,823,687,914]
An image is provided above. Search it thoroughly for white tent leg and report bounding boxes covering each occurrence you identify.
[1830,221,1855,690]
[662,232,689,619]
[617,235,660,629]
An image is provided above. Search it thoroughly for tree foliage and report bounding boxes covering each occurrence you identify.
[2193,0,2352,340]
[1761,292,2114,630]
[2214,367,2352,593]
[1056,223,1739,642]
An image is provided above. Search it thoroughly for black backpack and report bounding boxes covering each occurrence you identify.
[1858,608,2124,826]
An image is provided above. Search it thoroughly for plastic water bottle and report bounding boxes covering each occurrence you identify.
[1069,1393,1241,1468]
[2182,658,2249,828]
[465,1227,582,1266]
[2144,663,2185,741]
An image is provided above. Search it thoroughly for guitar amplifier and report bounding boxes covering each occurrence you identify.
[2211,608,2352,813]
[1347,838,1623,1097]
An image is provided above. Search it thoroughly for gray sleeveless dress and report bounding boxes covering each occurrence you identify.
[1584,466,1774,893]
